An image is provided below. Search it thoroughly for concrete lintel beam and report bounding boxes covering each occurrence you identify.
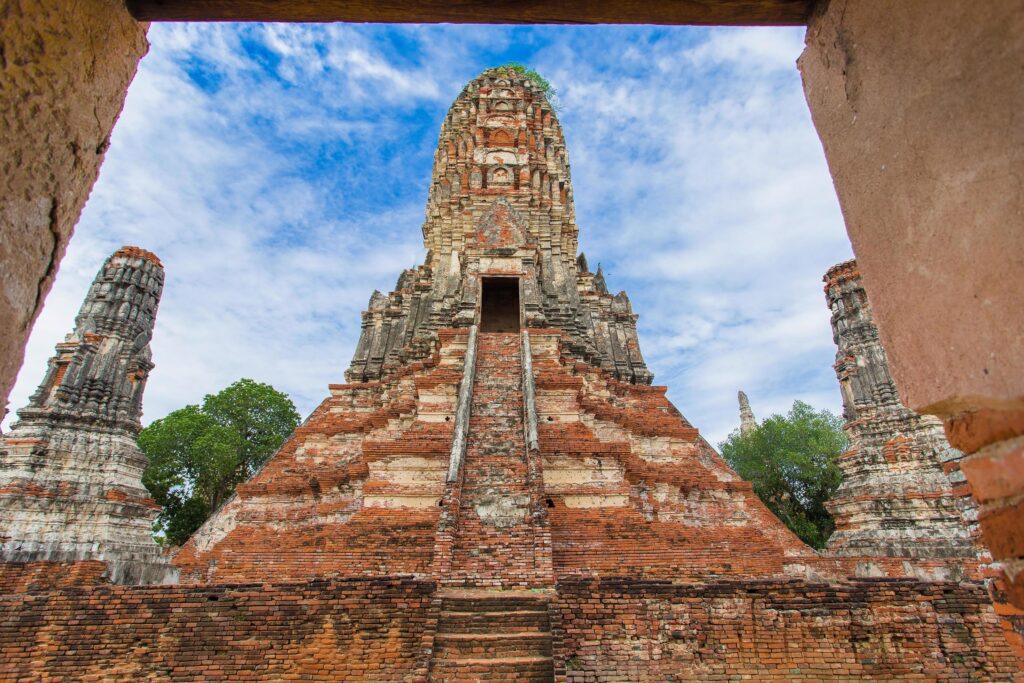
[127,0,812,25]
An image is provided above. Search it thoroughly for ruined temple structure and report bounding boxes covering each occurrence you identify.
[0,69,1018,681]
[823,260,1024,657]
[0,246,175,586]
[737,389,757,435]
[824,260,980,566]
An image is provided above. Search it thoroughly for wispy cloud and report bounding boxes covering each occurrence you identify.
[5,24,850,447]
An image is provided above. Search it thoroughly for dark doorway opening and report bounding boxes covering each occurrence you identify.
[480,277,521,332]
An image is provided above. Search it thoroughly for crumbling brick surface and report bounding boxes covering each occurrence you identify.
[528,330,829,583]
[551,578,1020,681]
[0,578,436,681]
[172,330,467,584]
[1,576,1016,681]
[0,561,109,593]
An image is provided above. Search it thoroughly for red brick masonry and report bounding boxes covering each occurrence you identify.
[0,575,1018,681]
[0,577,437,682]
[551,578,1020,682]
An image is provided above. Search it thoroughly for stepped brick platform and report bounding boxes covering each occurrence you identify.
[0,68,1018,680]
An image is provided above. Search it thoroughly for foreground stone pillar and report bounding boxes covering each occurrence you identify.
[800,0,1024,605]
[0,0,148,417]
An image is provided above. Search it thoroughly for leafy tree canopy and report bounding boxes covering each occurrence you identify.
[719,400,847,550]
[140,379,301,546]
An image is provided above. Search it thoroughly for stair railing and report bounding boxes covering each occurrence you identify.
[447,324,478,483]
[521,329,555,586]
[521,330,540,450]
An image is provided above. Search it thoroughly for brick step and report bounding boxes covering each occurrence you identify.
[439,609,550,633]
[428,656,554,682]
[461,465,526,473]
[468,418,524,426]
[460,448,525,454]
[437,592,550,612]
[435,632,552,660]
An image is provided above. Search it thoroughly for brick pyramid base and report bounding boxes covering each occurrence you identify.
[0,329,1017,681]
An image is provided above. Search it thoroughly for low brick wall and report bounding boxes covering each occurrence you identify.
[1,574,1017,680]
[0,577,437,681]
[551,578,1020,681]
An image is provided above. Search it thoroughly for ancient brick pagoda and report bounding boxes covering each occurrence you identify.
[176,66,830,588]
[823,261,1023,655]
[824,260,980,563]
[0,246,175,585]
[0,68,1018,681]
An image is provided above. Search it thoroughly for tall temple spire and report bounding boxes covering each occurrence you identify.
[738,390,757,435]
[823,260,977,561]
[346,66,652,385]
[0,247,175,584]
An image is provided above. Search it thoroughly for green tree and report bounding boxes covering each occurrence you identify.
[719,400,846,549]
[140,379,301,546]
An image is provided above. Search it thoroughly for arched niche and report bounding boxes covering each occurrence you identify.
[487,165,513,187]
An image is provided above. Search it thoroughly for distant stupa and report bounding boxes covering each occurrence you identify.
[738,390,757,435]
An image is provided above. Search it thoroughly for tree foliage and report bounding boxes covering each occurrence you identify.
[719,400,846,549]
[140,379,301,546]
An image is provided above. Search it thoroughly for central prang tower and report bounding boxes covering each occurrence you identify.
[346,69,651,386]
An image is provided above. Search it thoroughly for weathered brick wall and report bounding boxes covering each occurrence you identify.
[0,561,109,593]
[0,578,437,682]
[552,578,1020,682]
[173,330,468,584]
[0,575,1017,681]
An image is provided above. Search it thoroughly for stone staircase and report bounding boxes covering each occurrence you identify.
[428,333,555,681]
[429,589,554,683]
[447,332,540,588]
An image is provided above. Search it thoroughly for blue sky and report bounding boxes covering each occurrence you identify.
[5,23,853,446]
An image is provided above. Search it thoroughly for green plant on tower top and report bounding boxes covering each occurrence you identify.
[496,62,559,109]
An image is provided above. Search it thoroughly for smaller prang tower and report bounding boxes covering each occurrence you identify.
[824,260,978,564]
[737,390,757,435]
[0,246,176,584]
